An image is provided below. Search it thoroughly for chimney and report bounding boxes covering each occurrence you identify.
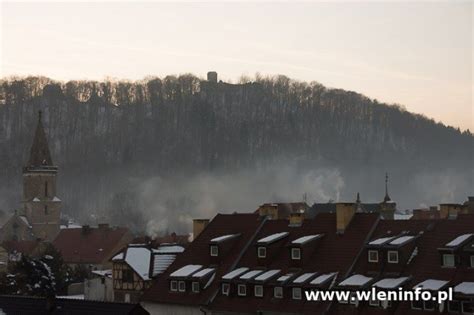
[193,219,210,240]
[336,203,356,233]
[289,212,304,227]
[207,71,218,83]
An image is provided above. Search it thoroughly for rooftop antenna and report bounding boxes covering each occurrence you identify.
[384,172,391,202]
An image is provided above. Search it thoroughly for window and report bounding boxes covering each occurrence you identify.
[192,281,200,293]
[443,254,455,267]
[257,246,266,258]
[238,284,246,296]
[411,300,423,310]
[424,300,435,311]
[349,292,358,305]
[369,298,380,307]
[448,300,460,313]
[254,285,263,297]
[274,286,283,298]
[210,245,219,257]
[124,293,130,303]
[387,250,399,263]
[222,283,230,295]
[122,269,134,283]
[462,301,474,314]
[178,281,186,292]
[292,287,302,300]
[44,205,48,215]
[45,181,48,197]
[170,280,178,292]
[291,248,301,260]
[368,250,379,263]
[470,256,474,268]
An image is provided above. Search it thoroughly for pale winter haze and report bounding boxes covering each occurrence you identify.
[1,1,472,130]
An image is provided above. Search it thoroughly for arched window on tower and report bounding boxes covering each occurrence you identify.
[45,181,48,197]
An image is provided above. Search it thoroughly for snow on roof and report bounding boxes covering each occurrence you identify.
[394,213,413,220]
[373,277,409,289]
[92,269,112,278]
[413,279,449,291]
[210,234,239,243]
[454,282,474,295]
[339,274,373,287]
[153,245,185,254]
[170,264,202,278]
[310,273,337,285]
[152,254,176,276]
[112,252,124,261]
[369,236,395,246]
[60,224,82,229]
[257,232,289,245]
[125,247,152,280]
[222,267,249,280]
[18,216,31,228]
[254,269,281,282]
[52,196,61,202]
[277,273,294,283]
[192,268,215,279]
[291,234,322,245]
[445,234,474,247]
[56,294,84,300]
[293,272,317,284]
[32,198,40,202]
[240,270,264,280]
[389,235,415,246]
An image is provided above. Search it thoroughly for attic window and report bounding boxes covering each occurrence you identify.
[368,250,379,263]
[471,256,474,268]
[292,287,302,300]
[442,254,455,267]
[192,281,200,293]
[170,280,178,292]
[178,281,186,292]
[210,245,219,257]
[237,284,246,296]
[222,283,230,295]
[254,285,263,297]
[369,298,380,307]
[387,251,398,263]
[274,286,283,298]
[257,246,266,258]
[291,248,301,260]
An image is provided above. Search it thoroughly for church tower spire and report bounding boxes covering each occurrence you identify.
[22,111,61,241]
[28,111,53,167]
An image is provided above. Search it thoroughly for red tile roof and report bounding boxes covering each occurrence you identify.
[53,226,132,264]
[141,213,263,306]
[2,240,40,255]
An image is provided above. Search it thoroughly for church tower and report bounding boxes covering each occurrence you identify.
[22,111,61,241]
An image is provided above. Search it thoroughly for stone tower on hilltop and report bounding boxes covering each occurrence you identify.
[22,111,61,241]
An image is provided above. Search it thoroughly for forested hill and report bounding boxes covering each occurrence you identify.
[0,75,472,233]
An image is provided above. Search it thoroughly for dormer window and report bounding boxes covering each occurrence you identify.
[442,254,455,267]
[470,256,474,268]
[170,280,178,292]
[368,250,378,263]
[192,281,200,293]
[291,248,301,260]
[238,284,246,296]
[387,250,398,263]
[292,287,302,300]
[178,281,186,292]
[210,245,219,257]
[257,246,266,258]
[274,286,283,298]
[222,283,230,295]
[254,285,263,297]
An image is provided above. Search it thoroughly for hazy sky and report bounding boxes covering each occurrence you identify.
[1,1,472,130]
